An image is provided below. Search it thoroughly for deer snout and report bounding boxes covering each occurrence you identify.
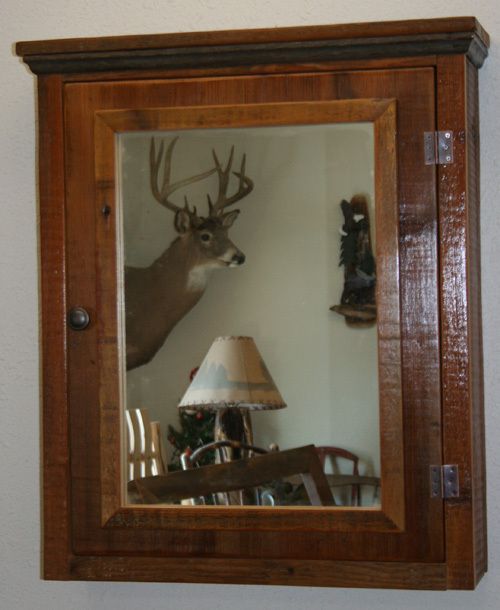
[231,252,246,266]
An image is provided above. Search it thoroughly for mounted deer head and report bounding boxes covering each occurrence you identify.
[125,137,254,370]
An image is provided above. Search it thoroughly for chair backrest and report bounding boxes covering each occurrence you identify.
[129,445,334,506]
[181,439,268,470]
[125,408,167,481]
[315,446,360,505]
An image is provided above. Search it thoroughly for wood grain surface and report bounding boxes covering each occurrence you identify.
[16,17,488,74]
[16,16,488,55]
[64,67,439,563]
[23,20,488,588]
[436,55,487,589]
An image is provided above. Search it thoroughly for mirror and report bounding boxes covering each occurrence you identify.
[119,122,381,507]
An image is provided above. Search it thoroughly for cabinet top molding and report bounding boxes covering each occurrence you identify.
[16,16,489,75]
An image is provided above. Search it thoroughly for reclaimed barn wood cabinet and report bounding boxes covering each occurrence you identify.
[16,16,488,589]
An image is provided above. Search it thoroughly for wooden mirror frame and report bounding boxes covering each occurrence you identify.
[16,16,488,589]
[96,98,400,529]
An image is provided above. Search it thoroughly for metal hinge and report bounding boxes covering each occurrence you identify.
[430,465,460,499]
[424,131,454,165]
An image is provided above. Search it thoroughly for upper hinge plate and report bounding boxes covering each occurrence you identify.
[430,464,460,499]
[424,130,454,165]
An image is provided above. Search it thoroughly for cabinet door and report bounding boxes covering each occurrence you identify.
[63,67,443,579]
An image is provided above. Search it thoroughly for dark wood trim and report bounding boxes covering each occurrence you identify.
[16,17,488,75]
[55,55,441,85]
[38,75,72,579]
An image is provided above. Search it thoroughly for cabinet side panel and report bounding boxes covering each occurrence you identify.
[437,55,487,589]
[38,75,72,579]
[465,57,487,582]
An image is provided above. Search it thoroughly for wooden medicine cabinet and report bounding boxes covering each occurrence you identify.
[16,16,488,589]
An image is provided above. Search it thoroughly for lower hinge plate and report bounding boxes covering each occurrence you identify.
[430,464,459,498]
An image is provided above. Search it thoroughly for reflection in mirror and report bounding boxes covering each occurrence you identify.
[118,123,380,507]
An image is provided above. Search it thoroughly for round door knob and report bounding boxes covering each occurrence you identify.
[68,307,90,330]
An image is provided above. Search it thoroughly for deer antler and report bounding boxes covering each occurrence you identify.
[149,137,216,215]
[207,146,254,217]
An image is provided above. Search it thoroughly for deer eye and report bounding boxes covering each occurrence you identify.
[200,232,211,242]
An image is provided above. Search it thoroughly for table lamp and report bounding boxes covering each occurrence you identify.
[178,336,286,451]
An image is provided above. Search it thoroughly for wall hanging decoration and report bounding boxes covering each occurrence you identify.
[331,195,377,327]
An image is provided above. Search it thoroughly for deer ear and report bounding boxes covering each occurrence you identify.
[221,209,240,228]
[174,209,191,234]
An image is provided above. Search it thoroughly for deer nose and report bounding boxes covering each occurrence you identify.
[232,252,246,265]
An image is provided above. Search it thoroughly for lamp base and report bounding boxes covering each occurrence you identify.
[214,408,253,461]
[214,408,256,504]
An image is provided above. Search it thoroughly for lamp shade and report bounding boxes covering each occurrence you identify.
[178,336,287,411]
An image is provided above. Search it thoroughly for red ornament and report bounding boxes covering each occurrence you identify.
[196,411,204,420]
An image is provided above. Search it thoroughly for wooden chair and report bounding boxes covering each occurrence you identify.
[315,446,361,505]
[316,446,380,506]
[129,445,335,506]
[125,408,167,481]
[180,439,269,505]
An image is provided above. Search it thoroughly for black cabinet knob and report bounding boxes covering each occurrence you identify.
[68,307,90,330]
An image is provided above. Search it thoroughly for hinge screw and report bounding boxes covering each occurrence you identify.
[102,204,111,217]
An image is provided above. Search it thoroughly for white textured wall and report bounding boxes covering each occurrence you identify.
[1,1,498,608]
